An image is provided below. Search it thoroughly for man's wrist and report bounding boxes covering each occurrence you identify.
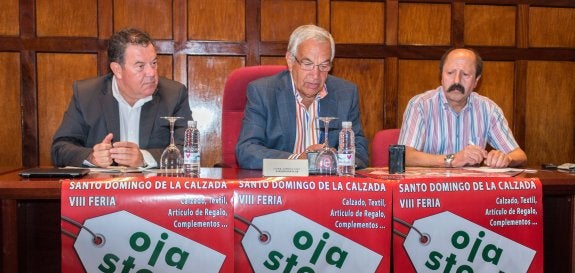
[86,153,97,166]
[444,153,455,167]
[139,152,149,168]
[139,149,157,168]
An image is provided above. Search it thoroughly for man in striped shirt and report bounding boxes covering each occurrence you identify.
[398,48,527,168]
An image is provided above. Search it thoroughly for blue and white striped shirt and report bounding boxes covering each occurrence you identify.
[398,86,519,155]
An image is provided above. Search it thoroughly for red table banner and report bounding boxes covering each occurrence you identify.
[61,176,235,273]
[392,177,544,273]
[232,176,393,273]
[60,174,543,273]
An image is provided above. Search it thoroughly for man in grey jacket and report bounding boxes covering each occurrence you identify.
[51,28,191,168]
[236,25,368,169]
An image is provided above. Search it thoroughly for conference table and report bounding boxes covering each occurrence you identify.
[0,167,573,273]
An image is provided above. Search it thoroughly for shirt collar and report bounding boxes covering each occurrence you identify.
[112,76,153,108]
[439,86,474,112]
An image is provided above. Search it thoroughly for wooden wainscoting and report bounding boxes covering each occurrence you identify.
[0,0,573,169]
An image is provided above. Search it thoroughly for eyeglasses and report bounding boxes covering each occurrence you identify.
[293,56,331,72]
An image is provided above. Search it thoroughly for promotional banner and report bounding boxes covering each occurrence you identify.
[392,177,544,273]
[232,176,393,273]
[61,176,235,273]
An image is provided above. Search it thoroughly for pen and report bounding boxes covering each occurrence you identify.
[468,139,483,167]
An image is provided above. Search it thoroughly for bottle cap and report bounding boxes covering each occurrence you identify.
[188,120,197,127]
[342,121,352,128]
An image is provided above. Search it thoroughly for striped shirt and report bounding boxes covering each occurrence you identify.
[398,86,519,155]
[289,80,327,159]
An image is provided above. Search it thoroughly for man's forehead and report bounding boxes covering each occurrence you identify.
[298,40,331,58]
[444,53,476,70]
[447,49,475,62]
[124,44,157,61]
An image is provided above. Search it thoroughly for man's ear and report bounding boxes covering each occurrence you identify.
[110,62,122,79]
[285,52,294,71]
[473,75,482,89]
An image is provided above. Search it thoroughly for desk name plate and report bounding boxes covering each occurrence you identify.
[262,159,309,176]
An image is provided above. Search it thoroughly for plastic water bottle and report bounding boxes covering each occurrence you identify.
[337,121,355,176]
[183,120,200,177]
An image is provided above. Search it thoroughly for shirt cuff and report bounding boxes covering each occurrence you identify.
[82,159,96,167]
[140,150,157,168]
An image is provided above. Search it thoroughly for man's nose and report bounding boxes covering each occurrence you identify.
[145,64,157,76]
[454,71,462,84]
[309,65,322,77]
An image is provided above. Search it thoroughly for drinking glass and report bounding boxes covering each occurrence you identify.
[160,116,183,176]
[315,117,338,175]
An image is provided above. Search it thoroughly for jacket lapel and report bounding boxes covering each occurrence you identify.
[139,94,159,147]
[101,78,121,142]
[319,77,338,146]
[276,72,297,149]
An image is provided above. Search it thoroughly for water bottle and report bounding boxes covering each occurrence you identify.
[183,120,200,177]
[337,121,355,176]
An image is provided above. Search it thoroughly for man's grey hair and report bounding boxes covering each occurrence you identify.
[287,24,335,61]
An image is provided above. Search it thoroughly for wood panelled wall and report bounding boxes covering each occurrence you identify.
[0,0,574,168]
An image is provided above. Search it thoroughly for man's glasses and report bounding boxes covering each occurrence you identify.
[293,56,331,72]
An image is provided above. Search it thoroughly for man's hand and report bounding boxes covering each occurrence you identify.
[452,145,488,167]
[484,150,512,168]
[110,141,145,167]
[89,133,114,167]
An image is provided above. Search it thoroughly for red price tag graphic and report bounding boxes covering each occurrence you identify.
[241,209,382,273]
[403,211,535,273]
[72,210,226,273]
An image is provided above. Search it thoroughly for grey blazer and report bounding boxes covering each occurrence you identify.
[236,70,368,169]
[51,74,192,167]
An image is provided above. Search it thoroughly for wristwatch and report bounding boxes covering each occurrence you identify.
[444,153,455,167]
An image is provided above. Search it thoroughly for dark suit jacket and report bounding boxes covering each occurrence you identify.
[51,74,192,167]
[236,70,368,169]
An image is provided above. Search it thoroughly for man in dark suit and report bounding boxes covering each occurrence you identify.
[236,24,368,169]
[51,28,192,168]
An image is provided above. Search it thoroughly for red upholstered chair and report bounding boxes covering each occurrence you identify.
[371,128,401,167]
[219,65,287,168]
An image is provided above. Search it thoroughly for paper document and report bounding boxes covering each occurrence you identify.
[462,166,525,173]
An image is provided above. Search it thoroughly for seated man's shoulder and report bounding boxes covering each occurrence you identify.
[326,74,355,87]
[324,76,358,98]
[76,74,110,87]
[469,91,498,105]
[158,76,186,90]
[247,72,288,97]
[410,87,441,103]
[74,75,112,97]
